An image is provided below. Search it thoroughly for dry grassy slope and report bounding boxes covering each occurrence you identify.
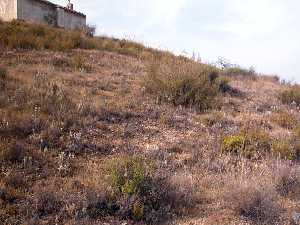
[1,48,300,225]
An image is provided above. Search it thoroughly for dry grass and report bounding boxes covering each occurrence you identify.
[0,20,300,225]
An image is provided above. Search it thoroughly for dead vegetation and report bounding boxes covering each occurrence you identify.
[0,20,300,225]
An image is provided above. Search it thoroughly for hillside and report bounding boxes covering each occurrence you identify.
[1,21,300,225]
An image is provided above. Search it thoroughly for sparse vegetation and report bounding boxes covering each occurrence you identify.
[271,111,298,129]
[0,20,299,225]
[0,20,172,59]
[227,182,281,224]
[279,85,300,106]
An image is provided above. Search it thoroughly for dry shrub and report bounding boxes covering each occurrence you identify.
[5,173,26,190]
[0,67,7,91]
[36,192,62,217]
[279,85,300,106]
[51,56,71,69]
[72,55,92,72]
[270,111,298,129]
[201,111,232,128]
[275,167,300,198]
[272,139,296,160]
[143,58,223,111]
[226,180,281,224]
[0,143,26,164]
[0,67,7,80]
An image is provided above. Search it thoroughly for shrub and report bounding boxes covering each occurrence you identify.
[0,67,7,90]
[223,66,256,78]
[270,111,298,129]
[272,139,295,160]
[279,86,300,106]
[0,67,7,80]
[108,156,150,196]
[275,168,300,197]
[105,155,181,223]
[72,55,92,72]
[143,59,222,111]
[222,135,245,154]
[222,129,271,158]
[0,143,25,163]
[227,183,280,224]
[36,192,61,217]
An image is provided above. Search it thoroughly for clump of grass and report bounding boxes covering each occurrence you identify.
[143,59,224,111]
[222,129,271,158]
[279,85,300,106]
[270,111,298,129]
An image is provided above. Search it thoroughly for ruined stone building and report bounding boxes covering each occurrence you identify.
[0,0,86,30]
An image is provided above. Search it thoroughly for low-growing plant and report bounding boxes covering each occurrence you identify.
[279,85,300,106]
[72,55,92,72]
[222,129,271,158]
[272,139,295,160]
[108,156,149,196]
[222,135,245,154]
[0,67,7,80]
[36,192,61,217]
[270,111,298,129]
[223,66,256,79]
[105,155,184,223]
[0,143,26,164]
[226,183,281,224]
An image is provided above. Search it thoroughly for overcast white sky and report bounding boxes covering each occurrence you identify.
[53,0,300,82]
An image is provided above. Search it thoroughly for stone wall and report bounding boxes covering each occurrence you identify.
[56,7,86,30]
[0,0,86,29]
[0,0,17,21]
[17,0,57,26]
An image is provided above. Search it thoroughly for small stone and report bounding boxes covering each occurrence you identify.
[292,212,300,225]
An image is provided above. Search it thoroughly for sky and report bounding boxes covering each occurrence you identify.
[53,0,300,82]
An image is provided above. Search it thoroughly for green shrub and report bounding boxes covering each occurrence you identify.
[143,60,222,111]
[279,86,300,106]
[222,135,245,154]
[105,155,184,223]
[108,156,150,196]
[222,129,271,158]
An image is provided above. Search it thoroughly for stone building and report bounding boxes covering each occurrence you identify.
[0,0,86,30]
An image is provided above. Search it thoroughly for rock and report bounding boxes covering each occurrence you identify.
[292,212,300,225]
